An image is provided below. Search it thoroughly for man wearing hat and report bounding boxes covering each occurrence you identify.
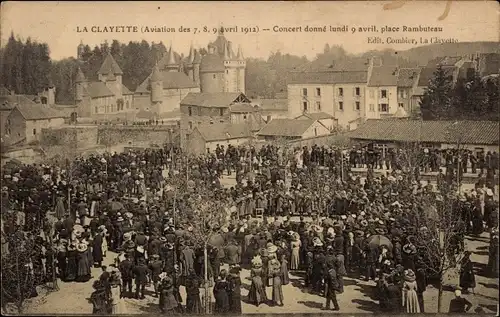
[148,254,163,297]
[118,253,134,298]
[132,258,150,299]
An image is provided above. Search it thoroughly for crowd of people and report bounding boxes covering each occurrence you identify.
[1,142,498,314]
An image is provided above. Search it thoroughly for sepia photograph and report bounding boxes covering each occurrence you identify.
[0,1,499,315]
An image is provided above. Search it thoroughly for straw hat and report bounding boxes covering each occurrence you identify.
[123,232,132,241]
[125,212,133,219]
[251,256,263,268]
[360,220,368,227]
[117,216,124,222]
[340,215,347,220]
[267,243,278,254]
[313,237,323,247]
[136,245,145,253]
[76,242,88,253]
[312,224,323,233]
[404,269,416,282]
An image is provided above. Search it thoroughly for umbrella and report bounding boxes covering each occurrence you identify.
[366,234,393,250]
[110,201,124,212]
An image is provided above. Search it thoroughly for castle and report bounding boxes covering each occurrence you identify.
[134,27,246,117]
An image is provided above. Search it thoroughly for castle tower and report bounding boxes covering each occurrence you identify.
[236,45,246,94]
[192,49,201,86]
[165,45,178,72]
[150,63,163,104]
[77,40,85,60]
[98,52,123,97]
[200,53,225,93]
[75,67,87,101]
[186,44,195,80]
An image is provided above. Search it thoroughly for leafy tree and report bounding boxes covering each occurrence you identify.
[419,64,454,120]
[484,77,500,120]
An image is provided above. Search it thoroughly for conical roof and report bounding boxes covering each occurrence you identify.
[151,63,162,82]
[223,42,230,60]
[75,67,86,83]
[98,52,123,75]
[187,44,195,64]
[165,46,177,67]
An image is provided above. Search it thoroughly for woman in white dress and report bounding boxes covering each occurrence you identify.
[109,266,124,314]
[290,232,301,270]
[402,269,421,313]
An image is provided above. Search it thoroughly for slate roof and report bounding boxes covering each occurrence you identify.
[0,95,35,110]
[257,119,316,137]
[195,123,253,141]
[348,119,499,145]
[427,56,463,67]
[288,71,368,84]
[368,66,399,86]
[181,92,248,108]
[230,103,257,113]
[200,54,225,73]
[397,68,420,87]
[417,66,455,87]
[136,71,198,93]
[13,102,65,120]
[252,99,288,110]
[98,53,123,75]
[296,112,335,120]
[84,82,115,98]
[121,85,133,95]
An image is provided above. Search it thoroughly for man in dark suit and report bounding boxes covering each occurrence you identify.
[324,263,340,311]
[133,258,150,299]
[119,254,134,298]
[225,240,241,266]
[62,214,74,236]
[148,254,163,297]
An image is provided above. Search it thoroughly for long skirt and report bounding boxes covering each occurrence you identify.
[186,293,202,314]
[290,248,300,270]
[248,277,267,305]
[271,276,284,304]
[404,289,421,313]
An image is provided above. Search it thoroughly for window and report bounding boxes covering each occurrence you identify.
[302,88,308,96]
[188,107,192,116]
[316,101,321,111]
[189,122,193,129]
[219,108,224,116]
[338,88,343,97]
[243,114,247,119]
[33,128,37,135]
[398,103,404,108]
[381,89,387,98]
[339,101,344,110]
[314,128,318,136]
[316,88,321,96]
[369,104,375,112]
[380,103,389,112]
[303,101,308,112]
[355,102,360,111]
[355,87,361,96]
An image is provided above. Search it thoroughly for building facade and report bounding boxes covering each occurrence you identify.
[75,53,134,119]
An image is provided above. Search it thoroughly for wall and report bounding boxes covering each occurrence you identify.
[397,87,413,113]
[365,86,398,119]
[440,143,498,153]
[158,87,200,115]
[186,128,206,155]
[287,84,335,119]
[97,125,179,148]
[206,137,251,153]
[0,109,12,137]
[333,83,366,128]
[4,108,26,145]
[41,126,98,149]
[302,120,331,139]
[25,117,65,143]
[200,72,224,93]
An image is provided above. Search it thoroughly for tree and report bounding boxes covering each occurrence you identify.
[419,64,454,120]
[484,77,500,120]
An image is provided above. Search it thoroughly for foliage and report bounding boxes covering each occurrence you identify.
[1,32,51,95]
[419,65,454,120]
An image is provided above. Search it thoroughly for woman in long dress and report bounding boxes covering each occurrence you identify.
[65,243,78,282]
[248,256,268,306]
[213,269,230,314]
[228,266,242,315]
[269,253,284,306]
[109,268,123,314]
[402,269,421,313]
[459,252,476,294]
[290,233,301,270]
[185,270,202,314]
[76,242,91,282]
[280,254,290,285]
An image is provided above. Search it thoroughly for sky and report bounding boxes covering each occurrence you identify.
[1,1,498,61]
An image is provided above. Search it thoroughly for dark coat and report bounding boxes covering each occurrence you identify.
[133,264,150,284]
[92,233,104,263]
[119,259,134,279]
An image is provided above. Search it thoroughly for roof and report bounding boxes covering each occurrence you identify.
[230,103,257,113]
[427,56,463,67]
[368,66,398,86]
[0,95,35,110]
[12,102,65,120]
[84,82,114,98]
[49,105,77,118]
[397,68,420,87]
[209,32,229,57]
[348,119,499,145]
[257,118,316,137]
[136,109,158,119]
[417,66,455,87]
[0,87,11,95]
[75,67,86,83]
[98,53,123,75]
[181,92,249,108]
[193,49,201,64]
[195,123,252,141]
[121,84,133,95]
[200,54,225,73]
[288,71,367,84]
[136,71,198,93]
[296,112,335,120]
[252,99,288,111]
